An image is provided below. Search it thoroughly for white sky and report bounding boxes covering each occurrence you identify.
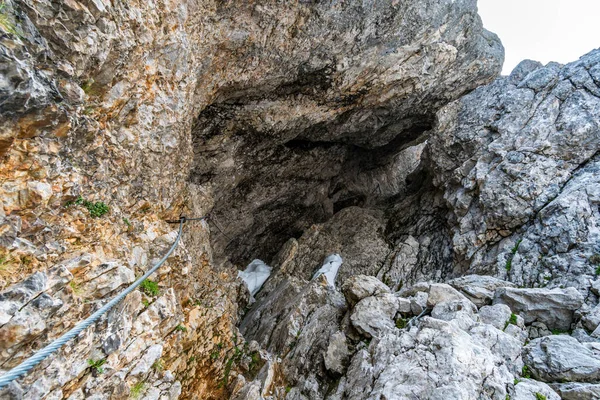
[478,0,600,75]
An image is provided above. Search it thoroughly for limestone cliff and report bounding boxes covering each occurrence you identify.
[0,0,599,399]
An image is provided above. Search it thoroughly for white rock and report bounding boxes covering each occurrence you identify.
[513,379,560,400]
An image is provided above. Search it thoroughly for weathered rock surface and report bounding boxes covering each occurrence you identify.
[513,379,560,400]
[523,335,600,383]
[428,50,600,292]
[493,287,584,331]
[552,382,600,400]
[3,0,600,397]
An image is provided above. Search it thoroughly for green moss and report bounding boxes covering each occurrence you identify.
[123,217,132,227]
[285,386,292,393]
[140,279,159,297]
[551,328,569,335]
[535,393,547,400]
[522,365,531,379]
[87,358,106,374]
[175,324,187,332]
[141,299,150,308]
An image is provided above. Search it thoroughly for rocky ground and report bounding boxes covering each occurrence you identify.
[0,0,599,399]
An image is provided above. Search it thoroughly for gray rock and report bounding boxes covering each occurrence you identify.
[493,287,583,330]
[341,317,513,399]
[427,283,471,308]
[324,331,349,375]
[408,291,429,315]
[129,344,163,376]
[431,299,478,331]
[551,382,600,400]
[350,293,399,338]
[523,335,600,382]
[341,275,389,307]
[479,304,513,331]
[449,275,516,307]
[582,305,600,332]
[527,322,553,340]
[513,379,560,400]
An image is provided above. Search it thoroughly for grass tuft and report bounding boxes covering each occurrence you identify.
[87,358,106,374]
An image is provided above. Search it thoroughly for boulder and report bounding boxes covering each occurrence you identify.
[449,275,516,307]
[479,304,514,331]
[552,382,600,400]
[513,379,560,400]
[427,283,470,308]
[493,287,583,330]
[341,275,390,307]
[523,335,600,382]
[350,293,400,338]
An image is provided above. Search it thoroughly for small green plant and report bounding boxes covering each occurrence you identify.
[130,381,145,399]
[513,378,520,385]
[70,280,84,296]
[285,386,292,393]
[248,351,261,373]
[395,317,407,329]
[505,239,522,272]
[141,299,150,308]
[595,265,600,276]
[551,328,568,335]
[67,195,109,218]
[123,217,132,227]
[152,359,164,372]
[87,358,106,374]
[175,324,187,332]
[522,365,531,379]
[140,279,159,297]
[535,393,547,400]
[188,356,196,363]
[80,79,95,94]
[504,313,518,329]
[506,395,511,400]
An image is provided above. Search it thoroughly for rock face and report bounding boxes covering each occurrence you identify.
[1,0,600,398]
[493,287,584,330]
